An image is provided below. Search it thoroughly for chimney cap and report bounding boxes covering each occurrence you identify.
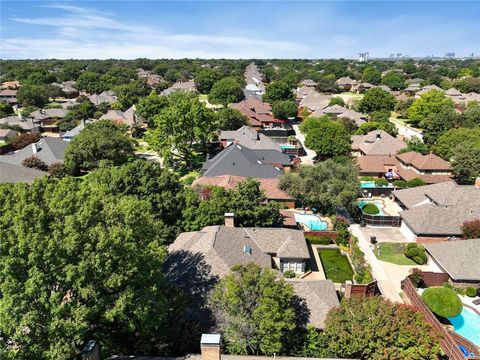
[201,333,221,346]
[224,212,234,217]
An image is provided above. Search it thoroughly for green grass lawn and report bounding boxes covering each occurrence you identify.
[319,248,354,283]
[374,242,417,265]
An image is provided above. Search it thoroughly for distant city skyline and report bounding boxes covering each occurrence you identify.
[0,1,479,59]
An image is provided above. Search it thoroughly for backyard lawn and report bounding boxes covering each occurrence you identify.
[319,248,354,283]
[374,242,417,265]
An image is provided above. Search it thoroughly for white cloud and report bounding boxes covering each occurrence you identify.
[1,4,309,59]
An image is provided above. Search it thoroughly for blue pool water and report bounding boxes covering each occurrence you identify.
[357,200,385,216]
[448,307,480,346]
[360,181,376,188]
[294,213,328,230]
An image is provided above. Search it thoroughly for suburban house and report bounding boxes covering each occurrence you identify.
[202,143,290,178]
[61,119,92,141]
[99,106,137,127]
[1,80,20,89]
[0,89,17,104]
[162,79,197,95]
[296,85,316,101]
[192,175,295,208]
[337,109,367,126]
[393,180,480,243]
[316,104,349,117]
[0,137,68,166]
[230,98,284,130]
[167,215,340,329]
[416,84,443,97]
[0,160,46,184]
[88,91,117,105]
[351,130,406,157]
[336,76,357,91]
[30,108,68,132]
[356,151,452,184]
[52,81,79,98]
[259,127,303,157]
[0,115,40,133]
[300,79,318,87]
[0,128,17,141]
[298,91,330,112]
[424,239,480,287]
[219,126,281,150]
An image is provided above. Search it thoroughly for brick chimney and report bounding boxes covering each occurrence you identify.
[200,334,221,360]
[224,213,235,228]
[475,177,480,189]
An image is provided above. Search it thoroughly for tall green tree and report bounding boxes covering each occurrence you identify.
[354,121,398,137]
[421,107,460,145]
[407,90,454,127]
[452,144,480,185]
[208,77,244,106]
[305,120,351,159]
[358,88,396,114]
[16,84,49,107]
[280,160,360,214]
[217,108,248,130]
[76,71,107,93]
[147,92,219,169]
[194,67,219,94]
[362,67,381,85]
[272,100,298,120]
[433,127,480,160]
[323,297,442,360]
[263,80,295,104]
[135,91,169,126]
[0,177,174,359]
[64,120,135,174]
[398,136,429,155]
[381,71,406,90]
[208,263,296,355]
[113,81,149,111]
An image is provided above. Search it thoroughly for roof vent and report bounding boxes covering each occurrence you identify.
[243,245,252,255]
[236,145,242,150]
[257,160,262,164]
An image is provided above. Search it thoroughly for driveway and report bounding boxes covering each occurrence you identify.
[357,227,413,243]
[349,224,404,303]
[390,117,423,140]
[292,124,316,165]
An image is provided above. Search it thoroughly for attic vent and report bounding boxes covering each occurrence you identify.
[243,245,252,255]
[236,145,242,150]
[257,160,262,164]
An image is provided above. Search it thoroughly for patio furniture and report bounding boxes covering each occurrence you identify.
[473,298,480,306]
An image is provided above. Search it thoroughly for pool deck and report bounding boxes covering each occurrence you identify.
[301,244,327,280]
[359,196,402,216]
[282,209,333,231]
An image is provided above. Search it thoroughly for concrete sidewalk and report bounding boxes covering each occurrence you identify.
[292,124,316,165]
[349,224,404,303]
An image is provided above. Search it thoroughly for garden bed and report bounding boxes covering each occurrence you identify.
[318,248,354,283]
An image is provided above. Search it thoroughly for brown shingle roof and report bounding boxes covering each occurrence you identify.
[396,151,451,171]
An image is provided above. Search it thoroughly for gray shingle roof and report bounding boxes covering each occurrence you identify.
[352,130,406,156]
[0,160,46,183]
[425,239,480,281]
[0,137,68,166]
[219,126,281,151]
[394,182,480,236]
[0,115,40,132]
[203,144,285,178]
[287,280,340,328]
[30,108,68,120]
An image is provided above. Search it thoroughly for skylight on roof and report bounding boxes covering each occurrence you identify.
[243,245,252,255]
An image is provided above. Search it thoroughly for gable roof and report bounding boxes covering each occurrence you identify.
[219,126,281,150]
[394,182,480,236]
[425,239,480,281]
[202,144,286,178]
[299,91,330,111]
[0,137,68,166]
[337,109,367,126]
[336,77,357,86]
[88,91,117,105]
[0,160,46,184]
[30,108,68,120]
[0,115,39,132]
[396,151,451,171]
[445,88,462,96]
[322,104,349,115]
[99,106,136,126]
[351,130,406,156]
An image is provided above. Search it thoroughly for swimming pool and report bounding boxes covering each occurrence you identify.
[448,307,480,347]
[357,200,385,216]
[360,181,376,188]
[294,213,328,231]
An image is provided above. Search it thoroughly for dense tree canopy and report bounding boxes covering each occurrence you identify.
[305,120,351,159]
[280,160,360,214]
[208,77,244,106]
[398,136,429,155]
[263,80,295,104]
[194,67,219,94]
[113,81,149,111]
[407,90,454,127]
[433,127,480,160]
[362,67,381,85]
[217,107,248,130]
[0,177,175,359]
[135,91,169,127]
[381,71,406,90]
[147,92,219,169]
[355,121,398,137]
[272,100,298,120]
[64,120,135,174]
[452,145,480,185]
[209,263,296,355]
[324,297,442,359]
[358,88,396,114]
[0,102,14,118]
[16,84,50,107]
[421,107,460,145]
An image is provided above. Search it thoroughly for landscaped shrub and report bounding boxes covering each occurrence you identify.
[443,282,465,295]
[332,215,349,230]
[421,287,463,318]
[407,178,426,188]
[362,203,379,215]
[361,176,375,181]
[283,270,296,278]
[335,228,350,246]
[10,133,41,150]
[374,178,388,187]
[350,236,374,284]
[404,243,427,264]
[305,235,332,245]
[48,162,68,178]
[394,180,407,188]
[466,287,477,298]
[22,155,47,171]
[461,218,480,239]
[410,268,425,288]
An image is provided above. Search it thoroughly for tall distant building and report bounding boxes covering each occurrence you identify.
[445,52,456,58]
[358,52,369,62]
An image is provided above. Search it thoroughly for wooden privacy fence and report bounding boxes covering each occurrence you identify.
[401,276,480,360]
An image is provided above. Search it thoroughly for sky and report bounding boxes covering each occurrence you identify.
[0,1,479,59]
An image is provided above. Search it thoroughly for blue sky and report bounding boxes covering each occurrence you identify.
[0,1,479,59]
